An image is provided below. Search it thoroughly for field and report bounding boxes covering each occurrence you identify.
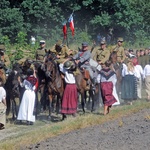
[0,96,150,150]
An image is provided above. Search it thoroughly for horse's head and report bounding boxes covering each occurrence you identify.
[45,60,57,79]
[109,51,117,64]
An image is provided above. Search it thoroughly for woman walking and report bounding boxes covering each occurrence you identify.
[97,60,117,115]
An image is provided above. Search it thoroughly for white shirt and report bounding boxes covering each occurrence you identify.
[143,64,150,79]
[59,64,76,84]
[0,87,6,102]
[134,65,143,79]
[122,63,139,78]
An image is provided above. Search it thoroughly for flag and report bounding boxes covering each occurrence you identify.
[62,21,67,39]
[68,14,74,36]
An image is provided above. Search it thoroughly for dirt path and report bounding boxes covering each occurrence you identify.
[22,108,150,150]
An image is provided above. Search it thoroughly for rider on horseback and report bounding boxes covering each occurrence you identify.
[73,42,96,90]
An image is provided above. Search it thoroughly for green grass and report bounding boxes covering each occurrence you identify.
[0,99,150,150]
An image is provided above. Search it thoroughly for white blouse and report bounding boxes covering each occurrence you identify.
[59,64,76,84]
[122,63,139,78]
[0,87,6,102]
[143,64,150,79]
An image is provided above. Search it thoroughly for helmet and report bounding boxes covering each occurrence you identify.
[64,61,72,70]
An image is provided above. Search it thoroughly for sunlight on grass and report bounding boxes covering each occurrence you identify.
[0,100,150,150]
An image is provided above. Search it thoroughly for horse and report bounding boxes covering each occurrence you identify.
[45,57,64,120]
[5,63,24,120]
[109,51,122,95]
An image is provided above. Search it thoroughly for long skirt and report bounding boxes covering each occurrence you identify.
[61,84,78,114]
[121,75,137,101]
[137,77,142,99]
[17,90,35,122]
[0,102,6,126]
[145,75,150,98]
[100,82,117,106]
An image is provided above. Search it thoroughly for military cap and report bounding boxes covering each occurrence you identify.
[100,40,106,45]
[0,44,5,50]
[40,40,45,44]
[117,37,124,42]
[82,42,88,47]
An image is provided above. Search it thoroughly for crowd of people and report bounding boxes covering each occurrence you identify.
[0,38,150,130]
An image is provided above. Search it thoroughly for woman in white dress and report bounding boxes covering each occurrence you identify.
[17,69,38,125]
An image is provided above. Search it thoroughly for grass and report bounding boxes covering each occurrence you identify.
[0,99,150,150]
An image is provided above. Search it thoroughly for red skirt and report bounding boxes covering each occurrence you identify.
[100,82,117,106]
[61,84,78,114]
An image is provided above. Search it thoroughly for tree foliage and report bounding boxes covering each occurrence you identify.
[0,0,149,46]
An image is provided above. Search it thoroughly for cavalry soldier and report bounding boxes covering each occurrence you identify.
[0,44,10,68]
[36,40,47,62]
[73,42,96,90]
[50,40,72,64]
[0,44,10,84]
[111,37,126,64]
[97,40,110,65]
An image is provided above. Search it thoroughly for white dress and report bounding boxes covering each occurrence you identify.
[17,80,36,122]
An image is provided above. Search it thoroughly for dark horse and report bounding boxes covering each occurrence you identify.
[5,63,24,120]
[44,56,64,120]
[109,51,122,95]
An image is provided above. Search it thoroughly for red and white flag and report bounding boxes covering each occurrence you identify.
[68,14,74,36]
[62,21,67,39]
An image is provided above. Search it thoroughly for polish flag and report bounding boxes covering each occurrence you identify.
[62,21,67,39]
[68,14,74,36]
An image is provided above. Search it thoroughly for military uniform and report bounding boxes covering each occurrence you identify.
[97,47,110,64]
[51,42,70,64]
[36,47,47,62]
[111,45,126,63]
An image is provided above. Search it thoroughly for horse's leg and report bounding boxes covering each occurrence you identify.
[48,94,53,120]
[12,99,17,120]
[81,91,86,113]
[56,95,61,115]
[40,85,46,112]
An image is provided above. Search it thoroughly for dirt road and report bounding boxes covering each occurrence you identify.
[22,108,150,150]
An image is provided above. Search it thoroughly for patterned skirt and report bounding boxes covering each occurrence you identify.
[100,82,117,106]
[61,84,78,114]
[121,75,137,101]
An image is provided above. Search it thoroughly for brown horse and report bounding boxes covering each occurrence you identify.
[45,58,64,120]
[109,51,122,95]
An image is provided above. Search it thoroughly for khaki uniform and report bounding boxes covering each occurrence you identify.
[1,54,11,68]
[111,45,126,63]
[51,44,70,64]
[36,48,47,62]
[91,46,99,61]
[97,47,110,64]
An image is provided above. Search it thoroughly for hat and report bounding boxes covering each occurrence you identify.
[40,40,45,44]
[117,37,123,42]
[82,42,88,47]
[0,44,5,50]
[128,49,133,52]
[100,40,106,45]
[64,61,72,70]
